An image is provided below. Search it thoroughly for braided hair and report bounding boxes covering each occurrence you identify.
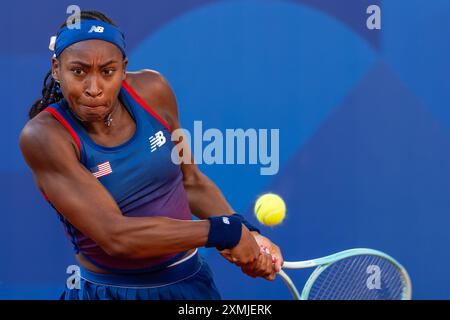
[28,10,118,119]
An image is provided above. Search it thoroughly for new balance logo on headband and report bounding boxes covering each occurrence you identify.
[88,26,104,33]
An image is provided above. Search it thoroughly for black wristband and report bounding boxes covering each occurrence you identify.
[232,213,261,234]
[206,215,242,251]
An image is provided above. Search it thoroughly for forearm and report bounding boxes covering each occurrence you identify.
[109,216,210,259]
[183,170,234,219]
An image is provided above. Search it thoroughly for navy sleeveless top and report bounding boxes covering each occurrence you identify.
[44,80,193,273]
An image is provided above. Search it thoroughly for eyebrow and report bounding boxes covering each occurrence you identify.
[67,59,120,68]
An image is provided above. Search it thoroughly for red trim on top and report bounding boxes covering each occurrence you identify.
[41,191,49,202]
[45,106,82,153]
[122,80,172,133]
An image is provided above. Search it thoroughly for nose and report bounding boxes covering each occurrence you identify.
[84,75,103,98]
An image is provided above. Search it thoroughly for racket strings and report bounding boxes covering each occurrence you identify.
[324,255,368,300]
[316,254,361,300]
[306,255,406,300]
[309,255,369,300]
[344,255,381,300]
[337,255,371,300]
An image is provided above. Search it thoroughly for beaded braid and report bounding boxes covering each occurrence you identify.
[28,10,118,119]
[29,71,63,119]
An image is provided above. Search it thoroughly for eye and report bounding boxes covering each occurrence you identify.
[71,68,84,76]
[103,69,116,76]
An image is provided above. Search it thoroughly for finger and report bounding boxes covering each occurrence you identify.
[222,251,237,262]
[242,268,257,278]
[253,245,262,261]
[264,268,276,281]
[275,258,283,272]
[242,244,260,265]
[254,253,272,278]
[220,252,232,260]
[264,272,276,281]
[245,254,267,278]
[241,264,258,278]
[250,255,266,277]
[271,253,281,272]
[271,246,284,272]
[220,250,232,258]
[276,252,284,268]
[260,245,280,271]
[265,254,276,278]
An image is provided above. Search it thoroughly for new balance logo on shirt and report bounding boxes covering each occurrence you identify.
[149,131,166,152]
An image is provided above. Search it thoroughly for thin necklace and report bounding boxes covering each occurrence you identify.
[104,101,121,127]
[104,105,116,127]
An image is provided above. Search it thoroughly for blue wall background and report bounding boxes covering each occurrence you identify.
[1,0,449,299]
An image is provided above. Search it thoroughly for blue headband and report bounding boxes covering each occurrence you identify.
[53,20,126,58]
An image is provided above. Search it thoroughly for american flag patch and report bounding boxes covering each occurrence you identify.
[91,161,113,178]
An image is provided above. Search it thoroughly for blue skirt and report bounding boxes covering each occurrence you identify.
[60,253,221,300]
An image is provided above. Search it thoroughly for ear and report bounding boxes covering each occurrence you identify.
[51,57,60,82]
[122,57,128,80]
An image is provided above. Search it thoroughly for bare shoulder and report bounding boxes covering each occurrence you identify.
[20,111,64,155]
[126,69,169,94]
[125,70,179,128]
[19,110,80,167]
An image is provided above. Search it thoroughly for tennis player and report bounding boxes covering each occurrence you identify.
[19,10,283,300]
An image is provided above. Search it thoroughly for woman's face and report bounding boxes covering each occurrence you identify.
[51,39,128,122]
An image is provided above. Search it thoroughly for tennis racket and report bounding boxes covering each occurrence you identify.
[277,248,412,300]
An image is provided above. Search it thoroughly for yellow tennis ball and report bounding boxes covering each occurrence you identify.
[254,193,286,226]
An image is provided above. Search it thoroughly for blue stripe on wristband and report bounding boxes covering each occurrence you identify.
[206,215,242,250]
[232,213,261,234]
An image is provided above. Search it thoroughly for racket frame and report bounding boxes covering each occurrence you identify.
[279,248,412,300]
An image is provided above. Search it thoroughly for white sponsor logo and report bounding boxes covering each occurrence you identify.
[88,25,105,33]
[149,131,167,152]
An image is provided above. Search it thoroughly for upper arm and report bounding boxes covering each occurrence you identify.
[19,116,124,253]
